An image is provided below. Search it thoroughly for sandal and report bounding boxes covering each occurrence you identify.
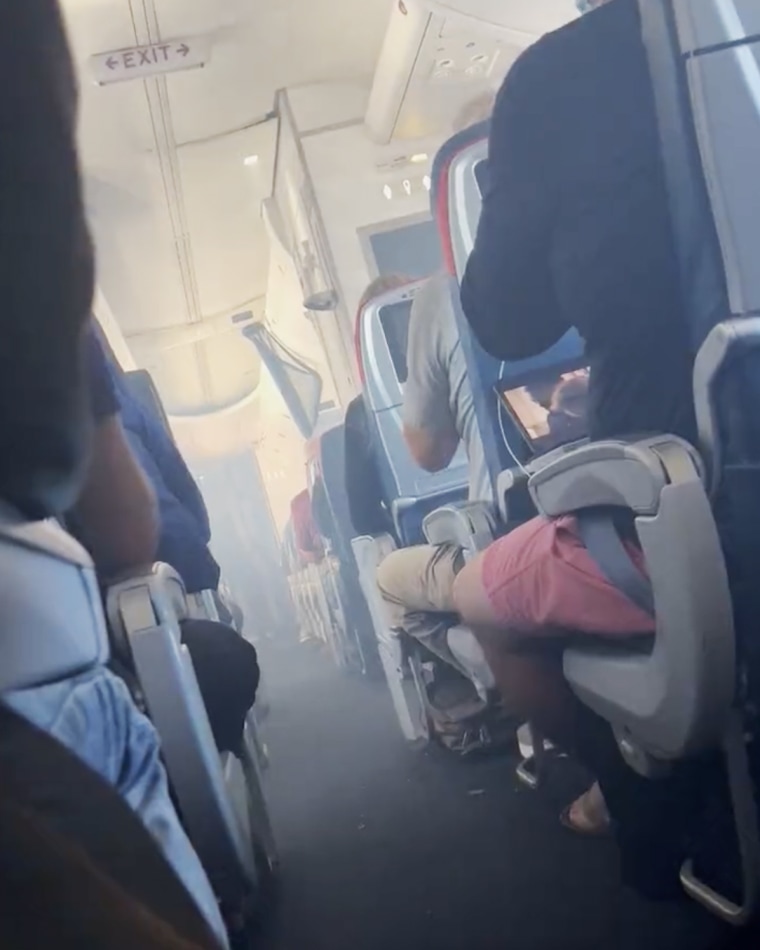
[560,783,612,838]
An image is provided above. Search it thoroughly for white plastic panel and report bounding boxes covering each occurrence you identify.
[107,567,258,903]
[447,625,494,702]
[351,534,429,743]
[674,1,760,315]
[675,0,760,51]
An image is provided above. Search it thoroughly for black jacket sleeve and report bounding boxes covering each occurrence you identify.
[0,1,95,517]
[460,47,567,362]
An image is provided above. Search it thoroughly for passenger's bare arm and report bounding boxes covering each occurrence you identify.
[71,415,159,576]
[402,280,461,471]
[403,423,460,473]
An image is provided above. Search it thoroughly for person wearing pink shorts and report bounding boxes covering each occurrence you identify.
[453,514,654,834]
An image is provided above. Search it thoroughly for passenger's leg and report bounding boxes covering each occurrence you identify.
[453,521,697,886]
[0,708,222,950]
[452,514,655,745]
[375,543,464,661]
[5,669,229,944]
[463,623,583,751]
[180,619,259,754]
[560,782,610,836]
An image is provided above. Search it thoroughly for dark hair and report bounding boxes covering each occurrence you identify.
[551,376,588,415]
[524,380,557,410]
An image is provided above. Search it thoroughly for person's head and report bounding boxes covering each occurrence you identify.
[550,375,589,418]
[357,274,411,314]
[575,0,612,14]
[524,379,557,411]
[452,91,496,135]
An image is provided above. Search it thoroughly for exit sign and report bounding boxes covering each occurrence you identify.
[90,37,211,85]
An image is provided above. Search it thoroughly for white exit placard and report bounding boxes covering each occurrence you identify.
[90,37,211,85]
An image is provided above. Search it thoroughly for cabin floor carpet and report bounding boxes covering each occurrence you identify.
[253,637,743,950]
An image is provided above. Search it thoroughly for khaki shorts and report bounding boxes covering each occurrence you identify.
[376,543,464,663]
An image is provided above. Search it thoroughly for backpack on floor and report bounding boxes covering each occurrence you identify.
[416,653,517,758]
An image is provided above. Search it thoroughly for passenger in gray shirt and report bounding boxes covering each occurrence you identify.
[375,92,495,677]
[402,272,490,502]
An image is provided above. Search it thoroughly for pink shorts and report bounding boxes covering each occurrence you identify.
[481,515,655,637]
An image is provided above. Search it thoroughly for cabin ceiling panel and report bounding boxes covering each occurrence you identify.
[176,122,277,321]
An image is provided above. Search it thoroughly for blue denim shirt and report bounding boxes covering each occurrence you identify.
[5,667,228,947]
[85,327,221,594]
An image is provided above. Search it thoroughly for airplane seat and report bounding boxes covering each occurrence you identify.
[431,0,760,921]
[431,102,737,769]
[431,124,590,784]
[639,0,760,921]
[317,424,381,677]
[422,502,500,701]
[106,563,276,932]
[391,486,469,547]
[351,281,476,744]
[0,507,108,697]
[186,589,223,623]
[0,511,237,946]
[422,500,501,555]
[306,452,361,671]
[352,532,431,743]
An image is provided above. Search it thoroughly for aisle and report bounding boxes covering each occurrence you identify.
[255,639,728,950]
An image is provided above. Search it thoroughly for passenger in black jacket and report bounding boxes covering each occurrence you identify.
[461,0,695,445]
[454,0,704,890]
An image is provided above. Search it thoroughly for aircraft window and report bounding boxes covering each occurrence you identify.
[378,300,411,384]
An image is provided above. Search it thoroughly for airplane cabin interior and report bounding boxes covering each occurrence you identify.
[2,1,760,949]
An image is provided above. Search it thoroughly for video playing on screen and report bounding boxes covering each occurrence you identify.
[498,366,590,454]
[379,300,411,384]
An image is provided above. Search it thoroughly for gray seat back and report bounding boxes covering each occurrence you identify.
[432,131,586,492]
[357,281,468,542]
[107,565,263,908]
[0,505,107,694]
[529,435,735,761]
[351,534,430,744]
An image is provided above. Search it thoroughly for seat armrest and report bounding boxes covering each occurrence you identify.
[106,563,188,653]
[519,434,734,762]
[422,501,499,554]
[526,435,704,518]
[105,563,257,898]
[187,590,221,622]
[494,468,533,524]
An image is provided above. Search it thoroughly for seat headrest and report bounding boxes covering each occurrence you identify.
[0,507,108,694]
